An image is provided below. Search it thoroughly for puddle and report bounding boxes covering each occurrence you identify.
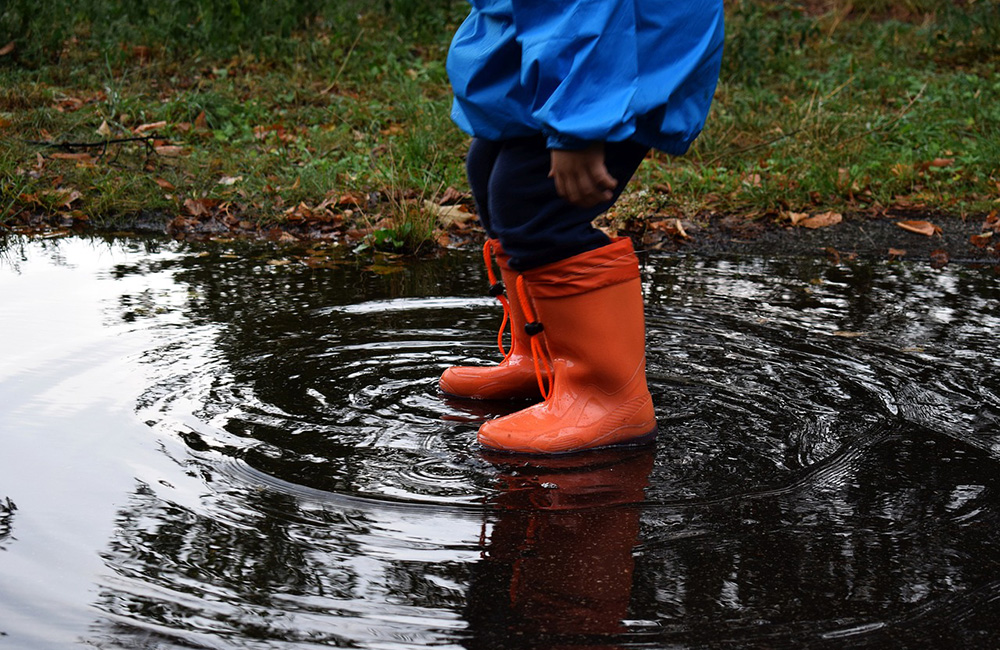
[1,235,999,648]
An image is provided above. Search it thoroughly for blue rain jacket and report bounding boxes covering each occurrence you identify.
[447,0,725,155]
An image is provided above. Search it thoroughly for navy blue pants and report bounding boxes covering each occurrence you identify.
[466,135,649,271]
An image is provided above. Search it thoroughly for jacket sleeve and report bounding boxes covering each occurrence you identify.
[510,0,640,150]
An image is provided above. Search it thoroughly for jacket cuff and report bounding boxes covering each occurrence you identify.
[544,131,592,151]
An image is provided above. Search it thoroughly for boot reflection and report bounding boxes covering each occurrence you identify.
[467,448,655,649]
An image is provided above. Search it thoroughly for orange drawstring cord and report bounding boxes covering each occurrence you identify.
[483,240,513,361]
[515,275,553,400]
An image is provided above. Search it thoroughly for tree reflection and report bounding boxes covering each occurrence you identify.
[0,497,15,551]
[627,429,1000,646]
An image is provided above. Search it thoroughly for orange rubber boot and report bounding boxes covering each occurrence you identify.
[439,240,542,400]
[477,237,657,454]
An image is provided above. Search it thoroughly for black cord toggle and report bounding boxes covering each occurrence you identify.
[488,281,505,297]
[524,321,544,336]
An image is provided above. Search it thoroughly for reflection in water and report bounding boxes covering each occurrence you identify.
[467,449,654,650]
[0,498,15,551]
[1,236,1000,648]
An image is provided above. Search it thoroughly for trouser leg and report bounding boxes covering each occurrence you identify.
[485,135,649,270]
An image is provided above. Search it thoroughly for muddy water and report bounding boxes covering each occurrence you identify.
[1,235,999,649]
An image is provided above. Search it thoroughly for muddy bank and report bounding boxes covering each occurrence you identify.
[5,208,998,266]
[623,210,1000,266]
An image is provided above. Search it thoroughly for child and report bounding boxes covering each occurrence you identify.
[440,0,725,454]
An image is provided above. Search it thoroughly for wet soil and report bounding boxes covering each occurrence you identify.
[636,210,1000,265]
[7,208,999,267]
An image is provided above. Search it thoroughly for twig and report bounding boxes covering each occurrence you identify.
[834,82,927,150]
[322,28,365,94]
[702,128,805,167]
[24,135,160,151]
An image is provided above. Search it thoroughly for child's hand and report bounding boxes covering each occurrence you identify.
[549,144,618,208]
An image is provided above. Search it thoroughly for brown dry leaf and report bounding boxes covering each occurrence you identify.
[930,249,950,268]
[154,145,185,157]
[41,188,82,208]
[154,177,175,191]
[896,220,941,237]
[50,152,94,163]
[0,41,15,57]
[929,158,954,168]
[337,192,365,207]
[787,211,809,226]
[970,232,993,248]
[183,198,220,217]
[424,200,475,227]
[97,120,112,137]
[135,121,167,134]
[285,202,314,220]
[438,186,469,205]
[194,111,209,130]
[800,212,843,229]
[130,45,151,63]
[436,232,455,248]
[888,248,908,258]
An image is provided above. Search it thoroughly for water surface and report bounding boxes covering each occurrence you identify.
[1,235,999,648]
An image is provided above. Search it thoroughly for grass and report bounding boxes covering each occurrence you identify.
[1,0,998,251]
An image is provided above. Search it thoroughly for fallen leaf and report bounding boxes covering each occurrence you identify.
[888,248,908,258]
[154,177,175,191]
[929,158,954,168]
[194,111,209,130]
[800,212,842,229]
[97,120,112,137]
[50,152,94,163]
[970,232,993,248]
[154,145,185,157]
[0,41,14,57]
[930,249,950,268]
[424,200,474,227]
[40,188,82,208]
[183,198,220,217]
[896,220,941,237]
[787,211,809,226]
[338,192,365,207]
[284,202,314,220]
[135,121,167,134]
[438,186,469,205]
[130,45,151,62]
[218,175,243,186]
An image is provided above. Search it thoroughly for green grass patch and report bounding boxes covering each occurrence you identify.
[1,0,998,250]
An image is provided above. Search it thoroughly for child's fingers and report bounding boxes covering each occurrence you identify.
[595,166,618,192]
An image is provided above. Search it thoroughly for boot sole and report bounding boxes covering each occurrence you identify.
[477,424,658,458]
